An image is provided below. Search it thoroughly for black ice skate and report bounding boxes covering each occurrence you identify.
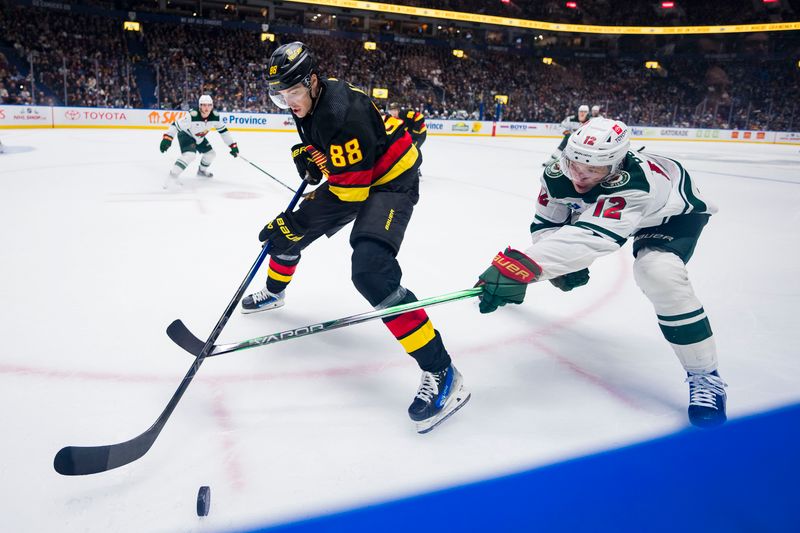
[686,370,727,428]
[197,168,214,178]
[408,364,470,434]
[241,287,285,314]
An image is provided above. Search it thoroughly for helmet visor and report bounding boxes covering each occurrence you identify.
[268,83,310,110]
[560,155,613,185]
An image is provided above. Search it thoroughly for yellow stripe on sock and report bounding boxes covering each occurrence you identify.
[398,320,436,353]
[268,268,293,283]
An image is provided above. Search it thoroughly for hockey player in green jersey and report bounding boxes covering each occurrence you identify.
[159,94,239,189]
[543,104,591,167]
[476,118,727,428]
[242,42,468,434]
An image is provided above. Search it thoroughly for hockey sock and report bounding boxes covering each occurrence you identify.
[382,290,451,372]
[265,254,300,294]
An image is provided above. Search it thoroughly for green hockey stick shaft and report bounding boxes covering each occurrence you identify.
[169,287,481,358]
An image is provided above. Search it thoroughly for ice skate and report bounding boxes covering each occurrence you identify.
[408,364,470,434]
[197,167,214,178]
[686,370,727,428]
[163,172,183,190]
[241,287,285,314]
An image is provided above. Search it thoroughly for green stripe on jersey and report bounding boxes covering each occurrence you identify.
[659,317,713,345]
[530,214,565,234]
[657,307,705,322]
[574,221,627,245]
[672,159,707,214]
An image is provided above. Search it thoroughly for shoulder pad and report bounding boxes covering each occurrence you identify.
[406,111,415,119]
[190,109,198,117]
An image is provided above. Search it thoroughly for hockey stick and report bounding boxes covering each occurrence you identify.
[239,155,297,194]
[53,181,309,476]
[167,287,482,358]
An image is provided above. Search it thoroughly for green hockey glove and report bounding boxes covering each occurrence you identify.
[549,268,590,292]
[476,247,542,314]
[159,134,173,153]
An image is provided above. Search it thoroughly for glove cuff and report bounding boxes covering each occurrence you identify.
[491,247,542,283]
[163,134,173,141]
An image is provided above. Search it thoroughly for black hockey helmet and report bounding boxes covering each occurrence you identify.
[267,41,316,92]
[388,102,400,111]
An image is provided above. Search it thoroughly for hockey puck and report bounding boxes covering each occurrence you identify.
[196,486,211,517]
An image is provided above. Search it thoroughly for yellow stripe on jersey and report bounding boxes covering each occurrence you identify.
[329,185,371,202]
[373,144,418,187]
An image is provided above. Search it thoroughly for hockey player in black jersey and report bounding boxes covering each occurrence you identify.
[242,42,469,433]
[386,102,427,148]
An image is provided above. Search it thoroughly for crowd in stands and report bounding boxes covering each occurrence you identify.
[1,3,798,131]
[0,4,143,108]
[0,51,32,104]
[391,0,797,26]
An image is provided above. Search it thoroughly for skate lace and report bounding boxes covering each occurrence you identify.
[414,371,441,403]
[252,289,275,304]
[686,373,727,409]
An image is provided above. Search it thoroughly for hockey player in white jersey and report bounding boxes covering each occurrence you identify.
[476,118,727,428]
[543,104,591,167]
[159,94,239,188]
[591,104,603,118]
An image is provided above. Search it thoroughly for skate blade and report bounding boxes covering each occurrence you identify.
[415,388,471,434]
[240,300,285,314]
[163,178,183,190]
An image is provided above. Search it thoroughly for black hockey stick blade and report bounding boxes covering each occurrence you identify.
[54,427,158,475]
[167,319,207,356]
[53,182,310,477]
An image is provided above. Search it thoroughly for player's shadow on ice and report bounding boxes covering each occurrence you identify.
[1,145,36,154]
[506,307,686,416]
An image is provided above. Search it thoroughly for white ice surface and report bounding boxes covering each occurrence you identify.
[1,129,799,532]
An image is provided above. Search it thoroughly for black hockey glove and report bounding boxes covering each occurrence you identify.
[549,268,590,292]
[476,248,542,314]
[291,143,328,185]
[160,134,173,153]
[258,211,306,253]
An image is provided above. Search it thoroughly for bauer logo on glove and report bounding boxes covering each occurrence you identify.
[476,247,542,314]
[271,217,303,242]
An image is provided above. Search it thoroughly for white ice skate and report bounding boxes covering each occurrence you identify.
[163,173,183,190]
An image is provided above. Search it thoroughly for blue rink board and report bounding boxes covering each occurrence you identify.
[243,403,800,533]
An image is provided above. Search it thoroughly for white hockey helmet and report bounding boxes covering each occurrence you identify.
[562,117,630,179]
[198,94,213,106]
[578,104,589,113]
[591,105,600,113]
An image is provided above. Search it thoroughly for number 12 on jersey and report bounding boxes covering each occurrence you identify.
[592,197,626,220]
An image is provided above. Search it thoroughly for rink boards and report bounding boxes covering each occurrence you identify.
[1,104,799,144]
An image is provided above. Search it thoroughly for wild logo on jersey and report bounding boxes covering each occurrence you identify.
[544,161,564,179]
[601,171,631,189]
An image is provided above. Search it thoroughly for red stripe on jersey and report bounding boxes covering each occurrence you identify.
[373,132,412,179]
[328,169,373,187]
[268,259,297,276]
[385,309,429,339]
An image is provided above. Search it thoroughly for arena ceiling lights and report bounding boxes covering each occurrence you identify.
[283,0,800,34]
